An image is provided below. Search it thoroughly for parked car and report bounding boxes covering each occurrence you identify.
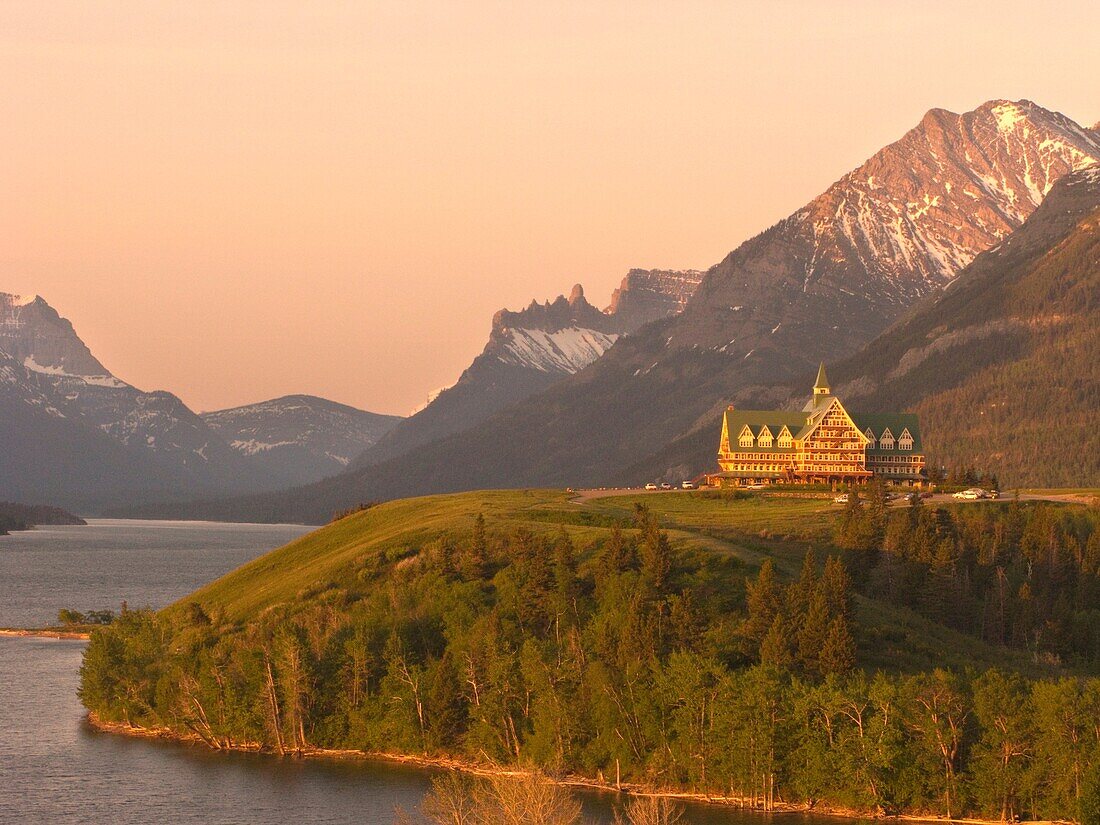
[834,493,849,504]
[746,483,766,490]
[954,490,980,500]
[644,483,658,490]
[660,482,673,490]
[989,490,1000,499]
[681,481,696,489]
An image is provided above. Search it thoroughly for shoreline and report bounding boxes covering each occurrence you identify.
[85,713,1067,825]
[0,628,91,640]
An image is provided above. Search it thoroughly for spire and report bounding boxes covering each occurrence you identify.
[813,362,830,395]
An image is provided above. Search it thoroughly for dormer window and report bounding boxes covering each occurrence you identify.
[758,425,773,448]
[864,427,876,448]
[777,426,793,449]
[898,428,913,451]
[879,428,895,450]
[738,426,755,449]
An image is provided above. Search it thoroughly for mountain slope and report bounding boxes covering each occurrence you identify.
[0,349,189,510]
[201,395,401,486]
[138,100,1100,522]
[822,166,1100,486]
[358,274,701,466]
[622,166,1100,486]
[0,293,404,507]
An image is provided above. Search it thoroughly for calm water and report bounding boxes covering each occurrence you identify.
[0,520,853,824]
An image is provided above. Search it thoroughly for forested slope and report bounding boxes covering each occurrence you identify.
[82,491,1100,820]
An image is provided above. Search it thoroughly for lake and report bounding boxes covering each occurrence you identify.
[0,519,854,824]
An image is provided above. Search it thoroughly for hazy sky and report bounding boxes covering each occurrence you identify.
[2,2,1097,415]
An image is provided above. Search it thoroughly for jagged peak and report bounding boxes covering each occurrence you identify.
[568,283,585,304]
[1,292,42,308]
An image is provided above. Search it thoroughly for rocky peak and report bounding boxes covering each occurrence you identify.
[606,269,705,331]
[690,98,1100,345]
[0,291,112,378]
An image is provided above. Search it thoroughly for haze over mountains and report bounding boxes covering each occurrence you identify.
[0,294,400,509]
[159,98,1097,523]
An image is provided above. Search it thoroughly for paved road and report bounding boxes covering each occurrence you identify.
[570,487,1097,507]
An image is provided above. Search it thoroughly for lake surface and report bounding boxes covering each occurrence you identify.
[0,519,856,824]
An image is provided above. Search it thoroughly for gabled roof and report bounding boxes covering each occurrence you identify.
[850,411,923,453]
[722,408,806,452]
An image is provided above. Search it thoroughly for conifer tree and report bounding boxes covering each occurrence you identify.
[743,559,783,649]
[819,614,856,676]
[760,613,795,670]
[797,590,831,676]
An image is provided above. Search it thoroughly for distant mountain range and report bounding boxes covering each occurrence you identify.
[0,293,401,510]
[137,99,1098,523]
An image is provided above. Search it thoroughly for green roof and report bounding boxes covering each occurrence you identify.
[723,409,806,452]
[850,411,923,453]
[722,406,923,454]
[814,361,830,391]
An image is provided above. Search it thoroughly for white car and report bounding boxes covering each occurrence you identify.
[954,490,980,500]
[681,481,696,490]
[746,483,766,491]
[834,493,849,504]
[660,482,673,490]
[644,483,658,491]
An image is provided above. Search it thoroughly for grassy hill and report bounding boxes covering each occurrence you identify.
[82,488,1100,819]
[175,489,1062,675]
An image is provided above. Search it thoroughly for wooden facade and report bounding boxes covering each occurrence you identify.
[710,364,926,488]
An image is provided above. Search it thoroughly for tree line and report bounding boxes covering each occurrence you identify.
[81,506,1100,822]
[834,488,1100,665]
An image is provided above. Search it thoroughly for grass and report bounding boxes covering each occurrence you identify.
[175,487,1083,677]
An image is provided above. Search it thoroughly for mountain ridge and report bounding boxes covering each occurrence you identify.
[162,99,1099,522]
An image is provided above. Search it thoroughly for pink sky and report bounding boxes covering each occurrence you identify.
[2,2,1097,415]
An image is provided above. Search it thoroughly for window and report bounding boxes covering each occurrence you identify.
[879,428,895,450]
[758,426,773,448]
[898,428,913,451]
[777,426,793,449]
[738,426,754,449]
[864,427,876,448]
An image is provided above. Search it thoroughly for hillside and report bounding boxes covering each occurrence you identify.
[178,99,1099,523]
[82,490,1100,820]
[826,167,1100,486]
[622,165,1100,487]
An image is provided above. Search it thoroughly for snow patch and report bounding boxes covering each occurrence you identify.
[497,326,619,374]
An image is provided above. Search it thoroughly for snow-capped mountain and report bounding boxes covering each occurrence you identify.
[201,395,401,486]
[356,274,703,467]
[0,291,401,508]
[1,291,254,487]
[252,99,1100,518]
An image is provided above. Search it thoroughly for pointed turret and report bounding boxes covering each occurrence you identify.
[813,362,830,395]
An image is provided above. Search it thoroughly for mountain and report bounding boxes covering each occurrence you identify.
[201,395,401,487]
[135,100,1100,522]
[820,166,1100,486]
[623,166,1100,487]
[0,293,402,509]
[1,292,261,493]
[605,268,705,330]
[0,348,187,510]
[357,273,702,466]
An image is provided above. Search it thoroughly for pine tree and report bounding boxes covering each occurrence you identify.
[760,613,795,670]
[820,556,852,621]
[819,614,856,676]
[797,590,831,676]
[743,559,783,649]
